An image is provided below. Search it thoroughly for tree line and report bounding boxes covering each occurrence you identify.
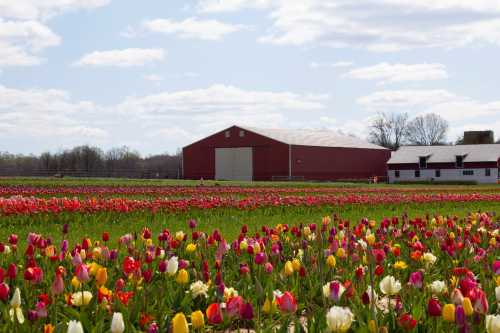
[0,146,182,179]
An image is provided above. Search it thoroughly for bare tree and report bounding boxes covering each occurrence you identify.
[368,112,409,150]
[405,113,448,145]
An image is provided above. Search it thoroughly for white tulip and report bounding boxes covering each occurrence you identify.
[67,320,84,333]
[326,306,354,332]
[429,280,447,295]
[9,288,24,324]
[111,312,125,333]
[486,314,500,333]
[379,275,401,296]
[10,288,21,308]
[167,256,179,276]
[495,286,500,304]
[422,252,437,267]
[190,280,209,298]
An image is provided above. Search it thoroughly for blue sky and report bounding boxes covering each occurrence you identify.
[1,0,500,155]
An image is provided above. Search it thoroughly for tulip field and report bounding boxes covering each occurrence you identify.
[0,178,499,332]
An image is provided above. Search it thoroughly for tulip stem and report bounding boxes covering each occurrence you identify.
[367,245,378,332]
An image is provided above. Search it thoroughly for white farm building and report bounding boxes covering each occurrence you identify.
[387,144,500,184]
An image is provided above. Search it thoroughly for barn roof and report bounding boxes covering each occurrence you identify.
[240,126,388,150]
[388,144,500,164]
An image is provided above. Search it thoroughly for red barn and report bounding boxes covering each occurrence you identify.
[182,125,391,181]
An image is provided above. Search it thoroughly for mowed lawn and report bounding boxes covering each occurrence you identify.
[0,177,499,248]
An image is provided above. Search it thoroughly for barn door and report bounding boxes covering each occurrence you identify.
[215,148,253,181]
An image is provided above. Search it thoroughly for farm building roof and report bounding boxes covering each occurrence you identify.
[388,144,500,164]
[240,126,388,150]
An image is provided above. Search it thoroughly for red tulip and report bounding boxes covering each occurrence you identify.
[206,303,223,324]
[427,298,442,317]
[399,313,417,330]
[276,291,297,313]
[7,263,17,280]
[0,282,9,301]
[226,296,244,318]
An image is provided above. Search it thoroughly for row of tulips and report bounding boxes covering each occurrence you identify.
[0,185,497,198]
[0,211,498,331]
[1,193,500,216]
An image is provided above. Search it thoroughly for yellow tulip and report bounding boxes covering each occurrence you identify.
[172,313,189,333]
[463,297,474,316]
[88,262,100,276]
[263,298,276,314]
[442,304,455,322]
[336,247,346,258]
[368,320,377,333]
[326,255,336,268]
[95,267,108,286]
[284,261,294,276]
[254,243,261,253]
[175,231,185,242]
[366,234,375,246]
[186,243,197,253]
[71,276,82,289]
[176,269,189,285]
[239,240,248,251]
[71,291,93,306]
[191,310,204,329]
[393,261,408,270]
[292,259,301,272]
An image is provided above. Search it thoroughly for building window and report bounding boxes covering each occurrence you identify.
[435,169,441,177]
[419,156,427,169]
[225,130,231,138]
[456,155,464,168]
[415,170,420,178]
[239,130,245,137]
[395,170,400,178]
[485,168,491,177]
[462,170,474,176]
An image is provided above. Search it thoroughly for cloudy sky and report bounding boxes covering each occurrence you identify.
[1,0,500,155]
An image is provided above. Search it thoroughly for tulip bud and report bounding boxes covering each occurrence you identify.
[326,255,336,268]
[442,304,456,322]
[462,297,474,316]
[284,261,294,276]
[67,320,84,333]
[176,269,189,285]
[111,312,125,333]
[191,310,204,329]
[428,298,442,317]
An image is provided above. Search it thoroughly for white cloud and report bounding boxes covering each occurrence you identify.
[118,84,327,116]
[0,84,329,154]
[142,18,244,40]
[0,0,112,21]
[144,74,163,82]
[358,89,500,124]
[198,0,274,13]
[344,63,448,84]
[74,48,166,67]
[0,85,108,142]
[310,61,353,69]
[251,0,500,51]
[357,89,460,110]
[0,19,61,67]
[0,0,110,67]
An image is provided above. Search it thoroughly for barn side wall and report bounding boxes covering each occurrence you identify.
[183,126,289,180]
[290,146,391,181]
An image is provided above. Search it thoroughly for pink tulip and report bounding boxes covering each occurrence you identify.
[276,292,297,313]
